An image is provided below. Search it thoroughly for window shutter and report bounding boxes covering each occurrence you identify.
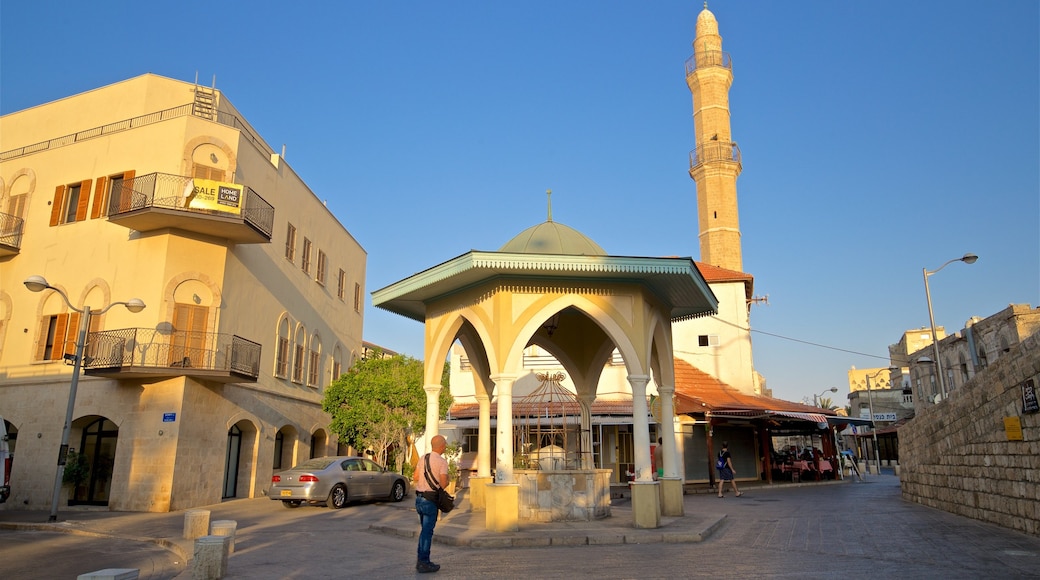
[50,185,65,226]
[64,312,81,356]
[74,179,92,222]
[91,176,108,219]
[35,317,50,361]
[52,314,70,361]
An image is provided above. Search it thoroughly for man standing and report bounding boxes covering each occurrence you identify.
[413,434,448,573]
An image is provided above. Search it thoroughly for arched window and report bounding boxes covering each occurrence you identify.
[307,332,322,388]
[292,326,307,383]
[275,317,290,378]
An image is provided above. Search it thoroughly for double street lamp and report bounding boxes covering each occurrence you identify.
[813,387,838,409]
[23,275,145,522]
[923,253,978,401]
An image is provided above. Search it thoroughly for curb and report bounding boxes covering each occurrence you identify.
[0,521,192,562]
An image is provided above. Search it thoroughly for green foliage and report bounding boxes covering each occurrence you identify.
[322,355,452,468]
[444,441,462,482]
[62,450,90,488]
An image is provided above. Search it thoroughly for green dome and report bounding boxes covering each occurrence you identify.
[499,221,606,255]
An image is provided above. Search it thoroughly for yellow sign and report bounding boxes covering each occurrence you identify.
[1004,416,1023,441]
[184,178,243,215]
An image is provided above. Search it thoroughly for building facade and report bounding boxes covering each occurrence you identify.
[0,74,366,512]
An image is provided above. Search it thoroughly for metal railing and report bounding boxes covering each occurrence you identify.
[689,141,742,169]
[109,172,274,238]
[685,50,733,76]
[84,327,261,379]
[0,212,24,249]
[1,98,275,162]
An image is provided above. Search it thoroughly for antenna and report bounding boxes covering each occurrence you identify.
[748,294,769,306]
[546,189,553,222]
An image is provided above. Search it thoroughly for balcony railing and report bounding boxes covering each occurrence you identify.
[107,172,274,242]
[689,141,742,170]
[0,212,24,256]
[83,327,261,382]
[685,50,733,76]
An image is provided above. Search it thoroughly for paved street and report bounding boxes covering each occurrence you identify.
[1,474,1038,579]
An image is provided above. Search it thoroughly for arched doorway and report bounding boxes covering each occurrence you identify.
[223,425,242,499]
[72,417,118,506]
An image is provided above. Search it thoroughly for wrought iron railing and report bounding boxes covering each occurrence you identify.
[684,50,733,75]
[108,172,274,238]
[0,212,24,249]
[84,328,261,379]
[689,141,741,168]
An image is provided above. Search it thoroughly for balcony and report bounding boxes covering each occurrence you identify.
[107,172,274,243]
[684,50,733,76]
[83,328,261,383]
[0,212,24,257]
[689,141,742,171]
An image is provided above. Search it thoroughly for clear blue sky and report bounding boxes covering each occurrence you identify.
[3,1,1037,404]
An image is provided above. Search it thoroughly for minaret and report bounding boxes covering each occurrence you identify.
[686,4,743,272]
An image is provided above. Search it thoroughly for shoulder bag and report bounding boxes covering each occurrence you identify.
[423,454,455,513]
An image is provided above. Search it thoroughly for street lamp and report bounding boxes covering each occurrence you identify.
[923,253,977,400]
[23,275,145,522]
[864,367,899,476]
[813,387,838,409]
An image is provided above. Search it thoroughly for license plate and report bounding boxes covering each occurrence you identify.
[280,490,292,497]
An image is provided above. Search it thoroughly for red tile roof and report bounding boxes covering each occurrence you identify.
[673,358,833,415]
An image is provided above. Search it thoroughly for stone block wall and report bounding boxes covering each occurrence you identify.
[900,331,1040,535]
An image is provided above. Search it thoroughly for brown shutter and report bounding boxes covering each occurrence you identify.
[91,176,108,219]
[75,179,92,222]
[50,185,65,226]
[52,314,70,361]
[35,317,50,361]
[118,170,136,213]
[64,312,81,357]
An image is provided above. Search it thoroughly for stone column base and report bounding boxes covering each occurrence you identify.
[485,483,520,532]
[469,476,492,511]
[658,477,684,516]
[630,481,661,529]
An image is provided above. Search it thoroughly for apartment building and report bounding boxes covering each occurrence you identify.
[0,74,366,512]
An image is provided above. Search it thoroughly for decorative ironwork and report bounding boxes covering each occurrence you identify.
[84,327,261,380]
[689,140,742,169]
[0,212,24,250]
[513,371,584,470]
[108,172,274,238]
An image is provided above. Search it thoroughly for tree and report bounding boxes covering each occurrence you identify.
[818,396,836,410]
[322,354,451,471]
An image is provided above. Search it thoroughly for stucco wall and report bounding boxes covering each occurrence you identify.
[899,331,1040,535]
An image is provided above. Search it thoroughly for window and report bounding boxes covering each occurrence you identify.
[292,327,306,383]
[50,180,92,226]
[316,250,327,285]
[275,318,290,378]
[34,312,98,361]
[273,431,284,470]
[337,269,346,300]
[301,238,312,274]
[354,283,362,312]
[331,346,343,382]
[698,334,719,347]
[192,164,224,181]
[285,223,296,263]
[91,171,135,219]
[171,303,208,367]
[307,334,321,387]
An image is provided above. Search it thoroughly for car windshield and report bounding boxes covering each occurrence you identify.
[291,457,338,470]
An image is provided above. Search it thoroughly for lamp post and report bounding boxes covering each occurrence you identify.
[864,367,899,476]
[923,253,977,400]
[813,387,838,409]
[23,275,145,522]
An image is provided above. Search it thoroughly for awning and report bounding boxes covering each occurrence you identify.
[771,411,829,424]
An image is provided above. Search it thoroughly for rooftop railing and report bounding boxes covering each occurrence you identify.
[689,141,742,169]
[685,50,733,76]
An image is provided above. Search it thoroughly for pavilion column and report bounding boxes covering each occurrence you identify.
[486,373,520,532]
[422,383,442,450]
[577,394,594,469]
[628,374,661,529]
[657,383,684,516]
[469,388,494,511]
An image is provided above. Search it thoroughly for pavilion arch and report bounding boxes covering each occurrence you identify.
[424,309,498,387]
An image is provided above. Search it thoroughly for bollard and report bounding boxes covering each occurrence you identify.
[210,520,238,553]
[857,462,867,476]
[184,509,211,540]
[192,535,230,580]
[894,464,901,477]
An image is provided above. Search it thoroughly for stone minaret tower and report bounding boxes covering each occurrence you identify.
[686,4,743,272]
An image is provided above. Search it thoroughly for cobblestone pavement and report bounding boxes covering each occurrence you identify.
[2,473,1038,579]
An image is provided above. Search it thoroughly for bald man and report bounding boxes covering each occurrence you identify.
[413,434,448,573]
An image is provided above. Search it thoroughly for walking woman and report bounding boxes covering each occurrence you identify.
[716,441,743,498]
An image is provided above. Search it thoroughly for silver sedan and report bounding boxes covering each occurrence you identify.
[269,456,408,509]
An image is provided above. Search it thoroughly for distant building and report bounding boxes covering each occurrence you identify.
[0,74,366,512]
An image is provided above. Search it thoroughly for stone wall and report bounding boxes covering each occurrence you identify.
[900,331,1040,535]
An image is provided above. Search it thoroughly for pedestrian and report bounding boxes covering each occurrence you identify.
[654,437,664,479]
[413,434,448,573]
[716,441,742,498]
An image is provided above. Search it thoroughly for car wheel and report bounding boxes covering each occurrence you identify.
[328,484,348,509]
[390,480,406,502]
[281,500,302,508]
